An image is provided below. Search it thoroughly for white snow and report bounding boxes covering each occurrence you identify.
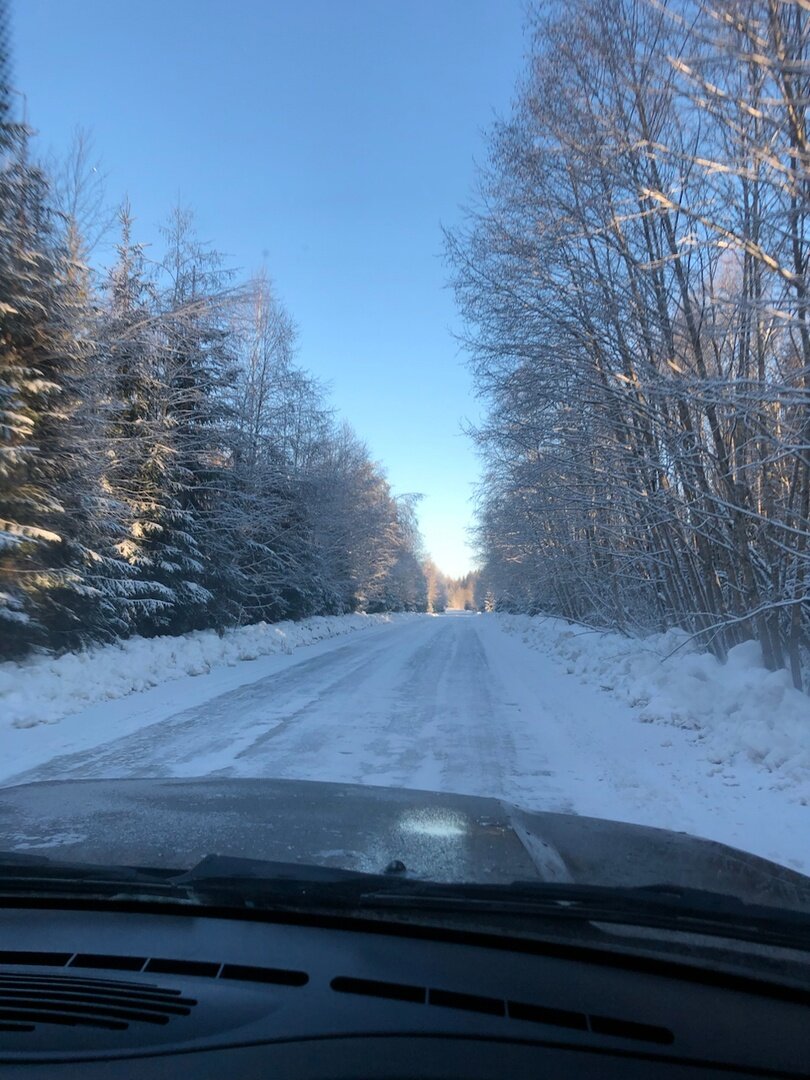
[498,614,810,800]
[1,612,808,876]
[0,613,410,733]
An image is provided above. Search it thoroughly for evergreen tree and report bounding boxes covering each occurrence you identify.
[150,207,237,633]
[97,203,176,634]
[0,80,104,654]
[0,3,430,654]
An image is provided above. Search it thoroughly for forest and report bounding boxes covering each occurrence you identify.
[450,0,810,690]
[0,15,432,659]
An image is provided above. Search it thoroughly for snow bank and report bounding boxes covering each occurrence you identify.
[1,614,407,733]
[496,614,810,794]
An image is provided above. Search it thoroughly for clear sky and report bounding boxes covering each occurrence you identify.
[12,0,527,578]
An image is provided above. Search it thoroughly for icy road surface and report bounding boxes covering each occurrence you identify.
[3,613,807,872]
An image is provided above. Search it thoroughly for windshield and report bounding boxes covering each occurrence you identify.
[1,0,809,931]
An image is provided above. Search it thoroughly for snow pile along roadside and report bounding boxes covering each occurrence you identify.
[496,614,810,793]
[1,614,407,733]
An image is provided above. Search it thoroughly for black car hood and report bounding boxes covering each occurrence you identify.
[0,777,808,912]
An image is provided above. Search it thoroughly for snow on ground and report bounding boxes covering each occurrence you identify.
[0,614,411,760]
[496,613,810,802]
[1,611,808,875]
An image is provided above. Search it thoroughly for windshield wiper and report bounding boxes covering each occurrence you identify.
[0,851,385,904]
[2,851,809,952]
[170,856,810,950]
[174,857,810,950]
[0,850,195,901]
[353,880,810,950]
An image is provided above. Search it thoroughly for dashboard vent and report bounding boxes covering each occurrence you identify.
[330,975,673,1046]
[331,976,425,1004]
[220,963,308,987]
[0,951,308,989]
[144,958,220,979]
[0,950,309,1035]
[0,972,196,1032]
[430,988,505,1016]
[0,950,309,1055]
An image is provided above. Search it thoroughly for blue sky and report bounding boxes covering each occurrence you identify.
[13,0,527,577]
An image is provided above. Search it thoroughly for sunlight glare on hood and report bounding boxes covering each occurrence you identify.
[397,808,468,840]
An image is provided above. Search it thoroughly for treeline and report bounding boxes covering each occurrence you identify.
[423,565,479,612]
[448,0,810,689]
[447,572,478,611]
[0,58,427,658]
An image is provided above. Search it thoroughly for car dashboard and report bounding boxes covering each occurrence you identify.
[0,904,808,1078]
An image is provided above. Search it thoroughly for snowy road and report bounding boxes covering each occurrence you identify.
[5,615,534,798]
[4,613,808,873]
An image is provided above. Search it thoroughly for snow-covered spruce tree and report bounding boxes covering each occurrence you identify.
[132,206,239,636]
[46,140,143,646]
[94,203,178,634]
[0,86,116,655]
[0,29,36,649]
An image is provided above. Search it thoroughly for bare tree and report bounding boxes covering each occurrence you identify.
[448,0,810,689]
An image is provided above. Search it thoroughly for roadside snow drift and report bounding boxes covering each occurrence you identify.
[1,614,406,733]
[498,614,810,797]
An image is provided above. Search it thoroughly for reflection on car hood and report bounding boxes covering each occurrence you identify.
[0,777,808,912]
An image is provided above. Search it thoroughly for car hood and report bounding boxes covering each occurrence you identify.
[0,776,808,912]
